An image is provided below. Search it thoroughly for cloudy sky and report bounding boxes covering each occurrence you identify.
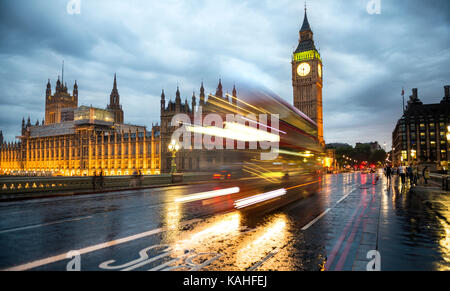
[0,0,449,148]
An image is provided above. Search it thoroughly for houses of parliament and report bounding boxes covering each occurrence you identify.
[0,74,161,176]
[0,9,324,176]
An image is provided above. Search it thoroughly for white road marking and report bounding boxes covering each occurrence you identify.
[3,218,201,271]
[336,184,357,204]
[247,249,279,271]
[301,184,359,231]
[301,208,331,231]
[0,216,93,234]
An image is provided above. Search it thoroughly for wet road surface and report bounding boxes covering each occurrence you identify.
[0,172,448,271]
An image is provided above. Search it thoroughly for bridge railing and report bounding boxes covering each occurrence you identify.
[0,172,213,197]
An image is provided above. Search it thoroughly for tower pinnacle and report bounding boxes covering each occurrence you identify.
[300,6,311,32]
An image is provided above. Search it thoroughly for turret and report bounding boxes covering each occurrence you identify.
[46,79,52,98]
[56,76,61,93]
[175,86,181,112]
[192,91,197,111]
[200,82,205,106]
[232,85,237,106]
[215,79,223,99]
[161,89,166,111]
[110,74,119,106]
[107,74,124,123]
[73,80,78,100]
[21,118,25,135]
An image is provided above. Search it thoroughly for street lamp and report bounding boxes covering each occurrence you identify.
[168,140,180,174]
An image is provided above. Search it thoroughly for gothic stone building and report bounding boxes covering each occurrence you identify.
[0,75,161,176]
[392,86,450,170]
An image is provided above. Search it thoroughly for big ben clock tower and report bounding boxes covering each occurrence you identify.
[292,8,324,145]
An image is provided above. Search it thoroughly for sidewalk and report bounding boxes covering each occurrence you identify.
[377,178,450,271]
[350,175,450,271]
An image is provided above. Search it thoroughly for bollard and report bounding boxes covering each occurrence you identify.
[446,176,450,191]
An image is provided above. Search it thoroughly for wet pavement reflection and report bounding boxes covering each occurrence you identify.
[379,176,450,271]
[0,172,448,271]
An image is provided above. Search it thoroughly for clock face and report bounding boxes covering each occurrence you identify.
[318,64,322,78]
[297,63,311,77]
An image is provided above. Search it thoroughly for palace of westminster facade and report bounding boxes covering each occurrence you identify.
[0,10,325,176]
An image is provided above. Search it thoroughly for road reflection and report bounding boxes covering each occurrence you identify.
[235,214,289,270]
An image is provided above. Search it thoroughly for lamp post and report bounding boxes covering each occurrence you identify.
[168,140,180,174]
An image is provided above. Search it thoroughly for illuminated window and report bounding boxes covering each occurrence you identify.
[401,151,408,161]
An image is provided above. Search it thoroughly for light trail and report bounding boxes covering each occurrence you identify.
[234,189,287,209]
[174,187,240,203]
[186,122,280,143]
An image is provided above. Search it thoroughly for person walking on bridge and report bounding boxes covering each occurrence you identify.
[385,165,392,183]
[413,165,419,185]
[407,165,414,184]
[398,164,406,185]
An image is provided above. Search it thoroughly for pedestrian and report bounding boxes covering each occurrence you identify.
[423,167,430,185]
[386,165,392,182]
[407,165,414,184]
[99,170,104,190]
[138,170,143,187]
[92,172,97,191]
[399,164,406,184]
[413,165,419,185]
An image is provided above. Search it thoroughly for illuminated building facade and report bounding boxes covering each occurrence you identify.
[0,75,161,176]
[292,8,324,145]
[392,86,450,170]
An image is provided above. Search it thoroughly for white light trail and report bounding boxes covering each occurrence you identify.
[186,122,280,143]
[175,187,240,203]
[234,189,287,209]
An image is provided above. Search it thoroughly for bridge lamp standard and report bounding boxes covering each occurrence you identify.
[168,140,180,174]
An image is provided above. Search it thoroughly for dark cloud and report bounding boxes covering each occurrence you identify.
[0,0,449,149]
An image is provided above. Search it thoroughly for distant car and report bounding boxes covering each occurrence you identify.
[213,170,232,180]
